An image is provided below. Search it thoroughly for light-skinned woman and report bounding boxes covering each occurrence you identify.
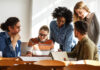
[73,1,100,45]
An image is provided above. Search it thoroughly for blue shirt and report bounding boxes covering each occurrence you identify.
[50,21,77,52]
[0,32,21,57]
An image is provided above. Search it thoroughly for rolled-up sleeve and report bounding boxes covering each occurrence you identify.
[63,24,76,52]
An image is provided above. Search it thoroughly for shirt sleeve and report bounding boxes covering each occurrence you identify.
[93,13,100,44]
[50,21,55,43]
[3,39,21,57]
[83,43,94,59]
[67,45,77,58]
[0,37,6,52]
[63,25,75,52]
[26,46,33,52]
[3,43,16,57]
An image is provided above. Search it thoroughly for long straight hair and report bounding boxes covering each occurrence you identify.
[73,1,90,23]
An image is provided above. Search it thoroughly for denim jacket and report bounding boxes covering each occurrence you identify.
[50,21,77,52]
[0,32,21,57]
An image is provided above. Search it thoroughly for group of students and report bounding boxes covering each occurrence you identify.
[0,1,99,60]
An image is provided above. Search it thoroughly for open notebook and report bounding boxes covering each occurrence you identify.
[50,52,69,61]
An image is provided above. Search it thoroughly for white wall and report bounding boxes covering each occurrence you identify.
[0,0,32,42]
[0,0,100,43]
[31,0,100,37]
[31,0,100,51]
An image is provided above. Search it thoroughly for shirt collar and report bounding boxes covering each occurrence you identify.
[55,22,66,30]
[5,32,10,38]
[79,35,88,44]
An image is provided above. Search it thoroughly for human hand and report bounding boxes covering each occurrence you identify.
[58,49,62,52]
[13,34,20,42]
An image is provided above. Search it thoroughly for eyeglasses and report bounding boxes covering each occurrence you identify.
[39,33,48,37]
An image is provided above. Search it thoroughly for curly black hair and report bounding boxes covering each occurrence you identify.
[74,21,88,35]
[52,7,72,25]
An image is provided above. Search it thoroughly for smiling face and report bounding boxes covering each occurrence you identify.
[75,8,88,19]
[38,29,48,42]
[57,17,66,28]
[8,22,21,35]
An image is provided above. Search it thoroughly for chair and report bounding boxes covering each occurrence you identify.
[21,42,28,56]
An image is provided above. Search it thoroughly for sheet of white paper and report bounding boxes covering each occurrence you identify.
[19,56,52,61]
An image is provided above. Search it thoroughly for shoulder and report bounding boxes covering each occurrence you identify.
[29,37,39,43]
[41,40,53,45]
[0,32,6,38]
[50,20,56,27]
[83,37,95,49]
[0,32,7,40]
[66,23,74,31]
[46,40,53,43]
[69,23,74,29]
[89,12,96,18]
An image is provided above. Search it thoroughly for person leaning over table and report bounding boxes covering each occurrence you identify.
[0,17,21,57]
[26,25,54,56]
[50,7,77,52]
[73,1,100,45]
[67,21,98,60]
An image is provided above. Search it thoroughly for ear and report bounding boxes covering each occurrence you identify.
[8,26,13,31]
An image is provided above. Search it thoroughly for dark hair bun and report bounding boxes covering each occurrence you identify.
[0,17,19,32]
[1,23,8,31]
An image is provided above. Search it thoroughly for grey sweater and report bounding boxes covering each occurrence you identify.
[84,13,100,45]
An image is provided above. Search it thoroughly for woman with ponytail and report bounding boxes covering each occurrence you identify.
[0,17,21,57]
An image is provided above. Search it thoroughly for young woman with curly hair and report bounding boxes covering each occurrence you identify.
[50,7,77,52]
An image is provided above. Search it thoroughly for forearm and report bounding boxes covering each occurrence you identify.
[12,41,17,50]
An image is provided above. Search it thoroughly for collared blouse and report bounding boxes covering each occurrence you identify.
[50,21,77,52]
[0,32,21,57]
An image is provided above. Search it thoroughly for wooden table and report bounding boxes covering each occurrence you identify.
[0,57,34,70]
[0,57,65,70]
[0,57,100,70]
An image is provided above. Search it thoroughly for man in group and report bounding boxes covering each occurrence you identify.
[68,21,98,60]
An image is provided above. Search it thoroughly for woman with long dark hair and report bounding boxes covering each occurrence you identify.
[0,17,21,57]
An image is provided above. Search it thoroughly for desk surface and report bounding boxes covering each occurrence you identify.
[0,57,34,66]
[0,57,100,70]
[0,57,66,70]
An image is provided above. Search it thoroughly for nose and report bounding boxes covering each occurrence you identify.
[78,14,82,17]
[18,28,21,32]
[78,13,84,19]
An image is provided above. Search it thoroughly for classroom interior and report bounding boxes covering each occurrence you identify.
[0,0,100,70]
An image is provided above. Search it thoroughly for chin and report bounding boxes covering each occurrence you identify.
[40,39,46,42]
[12,33,16,35]
[75,35,78,38]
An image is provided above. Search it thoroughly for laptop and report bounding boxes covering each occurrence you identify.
[50,52,69,61]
